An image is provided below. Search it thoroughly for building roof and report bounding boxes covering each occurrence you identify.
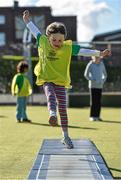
[92,29,121,41]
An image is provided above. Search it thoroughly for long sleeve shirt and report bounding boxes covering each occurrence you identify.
[26,21,101,57]
[84,61,107,89]
[25,21,102,88]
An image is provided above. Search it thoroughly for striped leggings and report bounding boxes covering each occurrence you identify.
[43,82,68,132]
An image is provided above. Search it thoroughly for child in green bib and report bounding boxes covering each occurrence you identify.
[23,10,111,149]
[11,61,32,123]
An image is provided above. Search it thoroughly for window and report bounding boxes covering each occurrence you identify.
[15,15,45,40]
[15,17,25,39]
[0,15,5,24]
[32,15,45,34]
[0,33,6,46]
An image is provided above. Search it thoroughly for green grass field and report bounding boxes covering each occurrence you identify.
[0,106,121,179]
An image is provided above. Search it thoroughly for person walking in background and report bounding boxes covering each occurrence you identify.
[23,10,110,148]
[84,56,107,121]
[11,61,32,123]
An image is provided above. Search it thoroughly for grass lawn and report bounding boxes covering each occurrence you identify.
[0,106,121,179]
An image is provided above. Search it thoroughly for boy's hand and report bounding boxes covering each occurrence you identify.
[23,10,30,23]
[100,49,111,57]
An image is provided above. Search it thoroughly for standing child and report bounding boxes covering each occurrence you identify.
[11,61,32,123]
[84,56,107,121]
[23,10,110,148]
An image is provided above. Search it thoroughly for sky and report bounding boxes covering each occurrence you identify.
[0,0,121,42]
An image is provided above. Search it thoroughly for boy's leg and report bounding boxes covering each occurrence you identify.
[90,88,102,120]
[90,88,94,118]
[95,89,102,118]
[22,97,27,119]
[55,85,73,148]
[43,83,57,126]
[21,97,31,122]
[16,97,22,122]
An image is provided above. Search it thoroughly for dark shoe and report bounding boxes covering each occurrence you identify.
[16,119,21,123]
[49,116,58,126]
[22,119,31,123]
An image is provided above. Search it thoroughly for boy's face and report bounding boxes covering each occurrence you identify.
[48,33,65,49]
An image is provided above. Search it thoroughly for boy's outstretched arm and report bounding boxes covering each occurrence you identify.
[23,10,30,24]
[72,44,111,57]
[23,10,41,39]
[78,48,100,57]
[79,48,111,57]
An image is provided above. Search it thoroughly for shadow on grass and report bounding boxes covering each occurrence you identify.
[101,120,121,124]
[0,115,7,118]
[30,122,97,130]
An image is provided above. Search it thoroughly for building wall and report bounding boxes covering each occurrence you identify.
[0,8,15,45]
[0,2,77,54]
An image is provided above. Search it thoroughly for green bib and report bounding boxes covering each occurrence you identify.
[11,73,32,96]
[34,35,72,88]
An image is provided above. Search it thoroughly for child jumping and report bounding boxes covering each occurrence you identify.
[23,10,111,148]
[11,61,32,123]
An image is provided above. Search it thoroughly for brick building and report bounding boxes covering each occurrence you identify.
[0,1,77,56]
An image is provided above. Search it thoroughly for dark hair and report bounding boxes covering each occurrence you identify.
[17,61,29,73]
[46,22,67,38]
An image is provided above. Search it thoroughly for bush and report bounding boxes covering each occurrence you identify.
[0,58,121,93]
[70,60,121,92]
